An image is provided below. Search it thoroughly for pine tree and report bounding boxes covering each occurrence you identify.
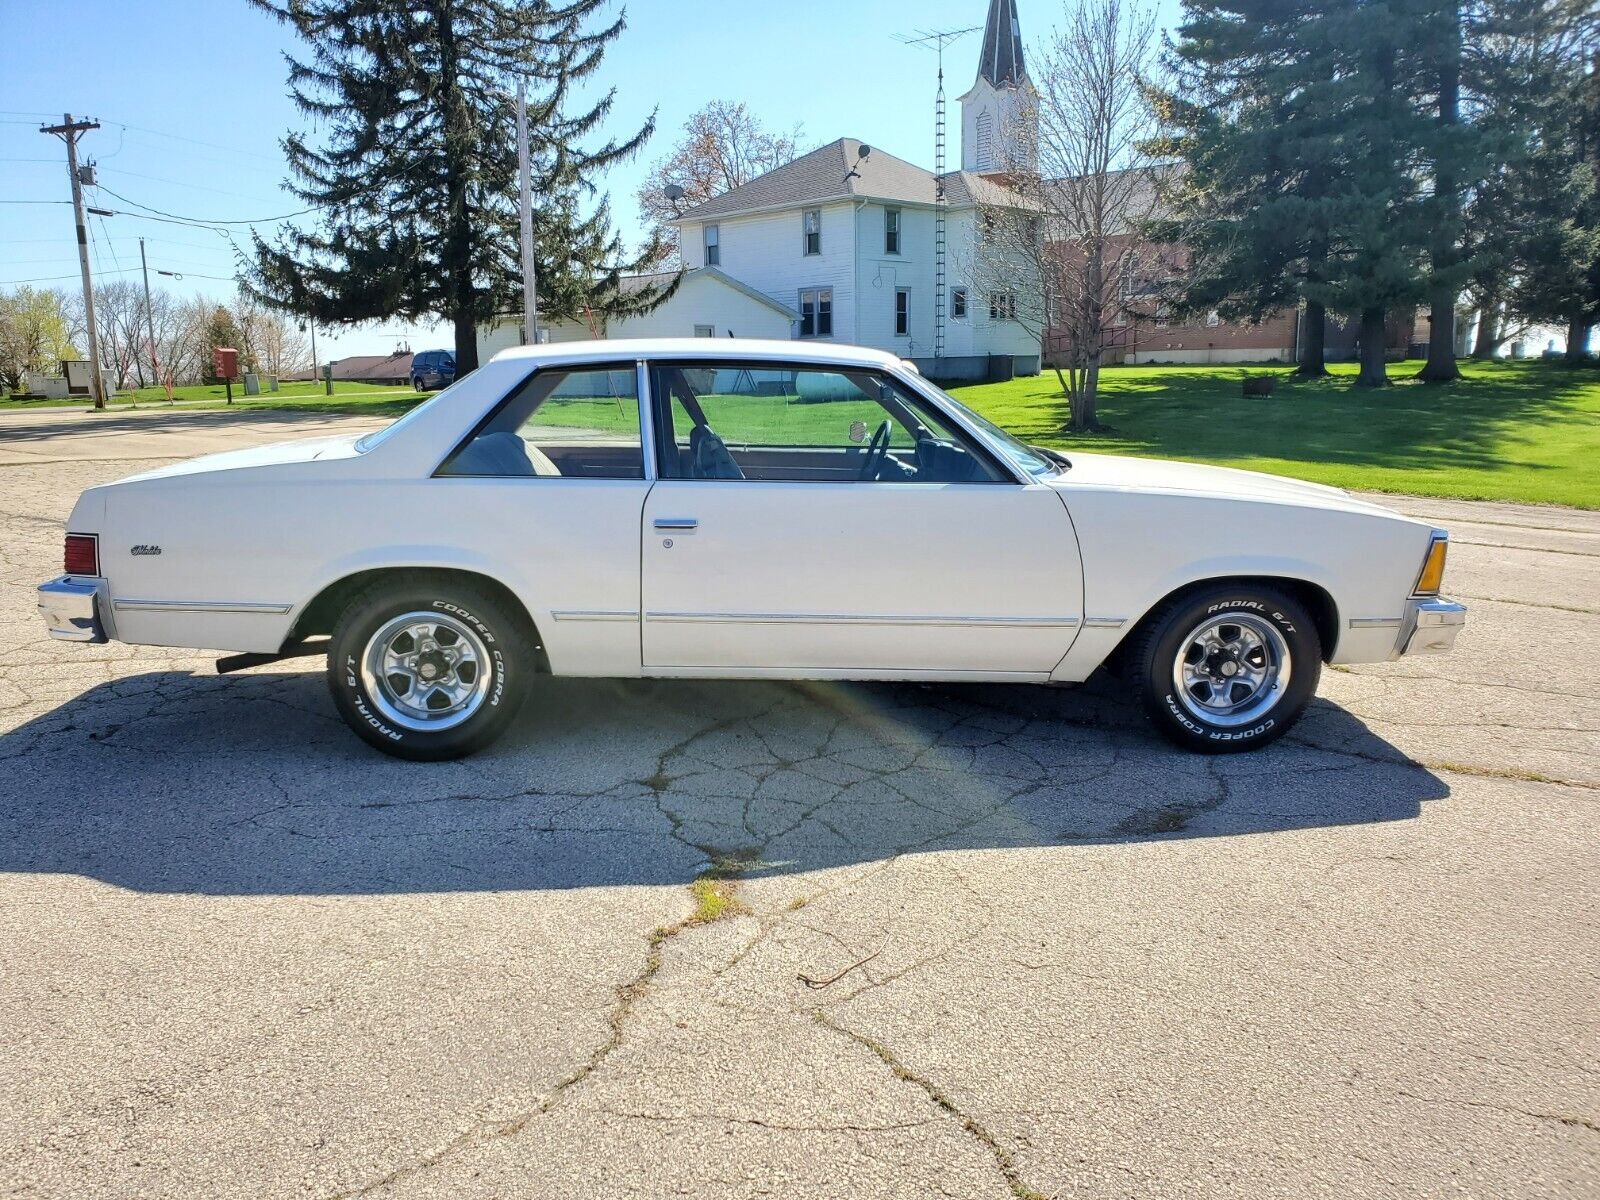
[1148,1,1356,377]
[1506,5,1600,362]
[246,0,666,373]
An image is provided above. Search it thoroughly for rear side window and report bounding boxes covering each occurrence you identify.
[438,364,644,479]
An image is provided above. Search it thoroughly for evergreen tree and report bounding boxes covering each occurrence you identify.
[1506,4,1600,362]
[246,0,666,373]
[1148,1,1355,377]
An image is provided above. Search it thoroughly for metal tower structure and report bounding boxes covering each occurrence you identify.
[901,26,978,363]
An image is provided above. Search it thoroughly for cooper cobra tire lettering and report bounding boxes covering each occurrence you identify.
[329,576,532,760]
[1135,586,1321,755]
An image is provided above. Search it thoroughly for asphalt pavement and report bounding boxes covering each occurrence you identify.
[0,406,1594,1198]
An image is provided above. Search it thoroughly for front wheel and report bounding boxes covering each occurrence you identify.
[1127,585,1321,753]
[412,377,426,392]
[328,576,530,760]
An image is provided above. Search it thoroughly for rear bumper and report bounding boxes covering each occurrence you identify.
[1399,597,1466,656]
[37,575,108,643]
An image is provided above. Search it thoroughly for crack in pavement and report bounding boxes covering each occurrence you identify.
[813,1011,1049,1200]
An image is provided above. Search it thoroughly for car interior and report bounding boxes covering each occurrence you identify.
[437,361,1006,484]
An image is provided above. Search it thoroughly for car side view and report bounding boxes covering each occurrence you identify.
[37,339,1465,760]
[410,348,456,392]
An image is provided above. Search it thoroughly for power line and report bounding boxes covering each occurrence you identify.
[95,183,319,226]
[97,165,299,204]
[0,199,73,205]
[107,120,282,163]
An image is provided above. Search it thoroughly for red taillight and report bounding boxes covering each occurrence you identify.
[64,534,99,576]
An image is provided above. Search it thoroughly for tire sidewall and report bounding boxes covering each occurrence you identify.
[330,587,522,759]
[1144,591,1320,752]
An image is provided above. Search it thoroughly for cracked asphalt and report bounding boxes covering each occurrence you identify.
[1,407,1596,1198]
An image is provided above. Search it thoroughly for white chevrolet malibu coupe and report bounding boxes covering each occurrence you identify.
[37,340,1465,760]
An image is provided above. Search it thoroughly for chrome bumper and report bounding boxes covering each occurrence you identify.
[1400,597,1466,657]
[37,576,108,643]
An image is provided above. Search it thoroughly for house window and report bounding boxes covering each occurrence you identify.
[1205,309,1221,328]
[885,208,901,255]
[704,224,720,267]
[895,288,910,337]
[989,290,1017,321]
[799,287,833,338]
[803,209,822,256]
[951,286,968,320]
[694,324,715,338]
[1120,252,1140,300]
[1154,302,1170,329]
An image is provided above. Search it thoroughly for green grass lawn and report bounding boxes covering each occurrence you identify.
[3,380,422,417]
[949,359,1600,509]
[7,359,1594,508]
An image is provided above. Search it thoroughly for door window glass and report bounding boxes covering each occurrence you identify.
[439,365,643,479]
[648,362,1005,484]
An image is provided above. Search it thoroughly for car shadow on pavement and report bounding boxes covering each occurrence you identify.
[0,667,1449,895]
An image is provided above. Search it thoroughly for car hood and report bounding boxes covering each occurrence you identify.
[114,434,366,484]
[1051,451,1402,516]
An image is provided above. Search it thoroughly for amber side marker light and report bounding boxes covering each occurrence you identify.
[1413,536,1448,596]
[64,533,99,577]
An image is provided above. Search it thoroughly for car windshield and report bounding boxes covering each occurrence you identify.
[921,382,1067,479]
[354,376,466,453]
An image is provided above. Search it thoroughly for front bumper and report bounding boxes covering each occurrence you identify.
[37,575,108,643]
[1399,597,1466,656]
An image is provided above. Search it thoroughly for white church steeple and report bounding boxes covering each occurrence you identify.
[959,0,1035,174]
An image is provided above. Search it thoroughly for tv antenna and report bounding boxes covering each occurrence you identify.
[899,25,979,362]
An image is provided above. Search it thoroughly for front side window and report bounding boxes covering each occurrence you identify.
[704,223,720,266]
[885,208,901,255]
[803,208,822,256]
[895,288,910,337]
[438,364,643,479]
[649,362,1006,485]
[951,286,968,320]
[798,288,833,338]
[989,290,1017,321]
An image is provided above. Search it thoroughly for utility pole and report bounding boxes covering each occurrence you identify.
[138,237,160,394]
[41,113,106,410]
[515,78,540,344]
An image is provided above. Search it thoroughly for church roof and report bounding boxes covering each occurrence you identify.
[977,0,1027,88]
[673,138,1030,222]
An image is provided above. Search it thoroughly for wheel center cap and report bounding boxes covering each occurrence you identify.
[414,650,450,682]
[1220,661,1240,677]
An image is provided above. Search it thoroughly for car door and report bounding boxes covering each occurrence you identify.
[639,359,1084,677]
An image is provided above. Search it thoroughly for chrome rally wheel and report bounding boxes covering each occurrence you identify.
[1170,612,1291,729]
[361,611,493,733]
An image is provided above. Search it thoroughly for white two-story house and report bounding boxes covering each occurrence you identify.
[670,137,1040,381]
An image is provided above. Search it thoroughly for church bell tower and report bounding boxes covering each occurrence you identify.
[959,0,1036,175]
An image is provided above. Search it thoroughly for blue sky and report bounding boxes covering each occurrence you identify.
[2,0,1181,361]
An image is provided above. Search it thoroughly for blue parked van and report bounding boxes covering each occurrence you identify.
[411,349,456,391]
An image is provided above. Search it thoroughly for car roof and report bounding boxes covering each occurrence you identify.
[487,338,907,371]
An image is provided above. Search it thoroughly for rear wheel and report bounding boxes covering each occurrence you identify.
[328,576,530,760]
[1128,584,1321,753]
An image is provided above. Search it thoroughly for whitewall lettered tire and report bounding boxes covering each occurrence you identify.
[327,576,530,760]
[1128,584,1322,753]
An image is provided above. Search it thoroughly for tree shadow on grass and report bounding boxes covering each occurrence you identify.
[0,666,1448,896]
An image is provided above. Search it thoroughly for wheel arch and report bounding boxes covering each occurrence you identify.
[1111,574,1340,669]
[288,566,550,673]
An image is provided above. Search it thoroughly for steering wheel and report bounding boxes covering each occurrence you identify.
[859,419,893,480]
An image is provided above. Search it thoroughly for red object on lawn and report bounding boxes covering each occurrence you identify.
[212,347,238,379]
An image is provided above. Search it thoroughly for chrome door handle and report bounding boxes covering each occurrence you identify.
[653,517,699,531]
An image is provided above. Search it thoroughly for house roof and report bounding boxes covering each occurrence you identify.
[672,138,1030,222]
[977,0,1027,88]
[327,352,413,381]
